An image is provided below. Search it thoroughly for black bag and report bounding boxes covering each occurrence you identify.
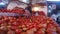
[56,16,60,24]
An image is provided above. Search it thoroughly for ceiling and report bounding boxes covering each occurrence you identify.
[19,0,46,4]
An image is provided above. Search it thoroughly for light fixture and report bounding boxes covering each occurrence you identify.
[32,7,40,11]
[48,10,51,13]
[22,0,27,2]
[49,6,51,9]
[19,0,29,3]
[0,2,5,5]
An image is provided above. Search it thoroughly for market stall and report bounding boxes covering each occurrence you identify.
[0,0,59,34]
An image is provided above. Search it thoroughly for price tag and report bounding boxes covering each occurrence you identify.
[0,12,20,16]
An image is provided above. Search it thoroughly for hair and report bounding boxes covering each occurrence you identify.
[26,6,32,14]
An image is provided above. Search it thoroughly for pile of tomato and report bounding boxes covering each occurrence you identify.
[0,7,60,34]
[0,15,60,34]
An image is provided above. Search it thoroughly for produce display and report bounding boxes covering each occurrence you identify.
[0,15,60,34]
[0,0,60,34]
[0,5,59,34]
[0,7,60,34]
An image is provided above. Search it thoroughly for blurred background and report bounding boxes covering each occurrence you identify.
[0,0,60,24]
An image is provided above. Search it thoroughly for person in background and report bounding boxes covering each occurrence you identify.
[7,0,31,17]
[51,14,58,21]
[7,0,27,10]
[24,5,32,17]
